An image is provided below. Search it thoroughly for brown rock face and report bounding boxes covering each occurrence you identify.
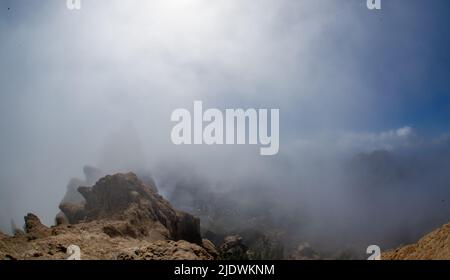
[383,222,450,260]
[116,240,214,260]
[58,203,86,224]
[24,214,51,240]
[201,239,219,259]
[0,172,214,260]
[59,172,202,245]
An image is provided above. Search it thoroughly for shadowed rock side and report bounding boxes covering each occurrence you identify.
[0,173,214,260]
[383,222,450,260]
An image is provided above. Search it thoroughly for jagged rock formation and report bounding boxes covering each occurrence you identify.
[23,214,52,240]
[383,222,450,260]
[0,172,215,260]
[59,172,202,245]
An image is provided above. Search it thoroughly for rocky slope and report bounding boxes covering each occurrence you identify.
[383,222,450,260]
[1,170,448,260]
[0,172,217,260]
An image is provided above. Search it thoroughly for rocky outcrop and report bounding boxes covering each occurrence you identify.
[383,222,450,260]
[202,239,218,259]
[23,214,52,240]
[0,172,214,260]
[0,220,215,260]
[59,203,86,224]
[59,172,202,245]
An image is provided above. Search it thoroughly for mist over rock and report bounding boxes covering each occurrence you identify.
[56,166,105,225]
[0,172,213,260]
[61,166,104,205]
[59,172,202,244]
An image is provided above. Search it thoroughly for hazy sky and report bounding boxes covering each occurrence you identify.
[0,0,449,239]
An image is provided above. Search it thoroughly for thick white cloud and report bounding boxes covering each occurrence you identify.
[0,0,447,246]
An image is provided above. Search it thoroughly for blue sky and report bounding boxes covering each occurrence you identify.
[360,0,450,135]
